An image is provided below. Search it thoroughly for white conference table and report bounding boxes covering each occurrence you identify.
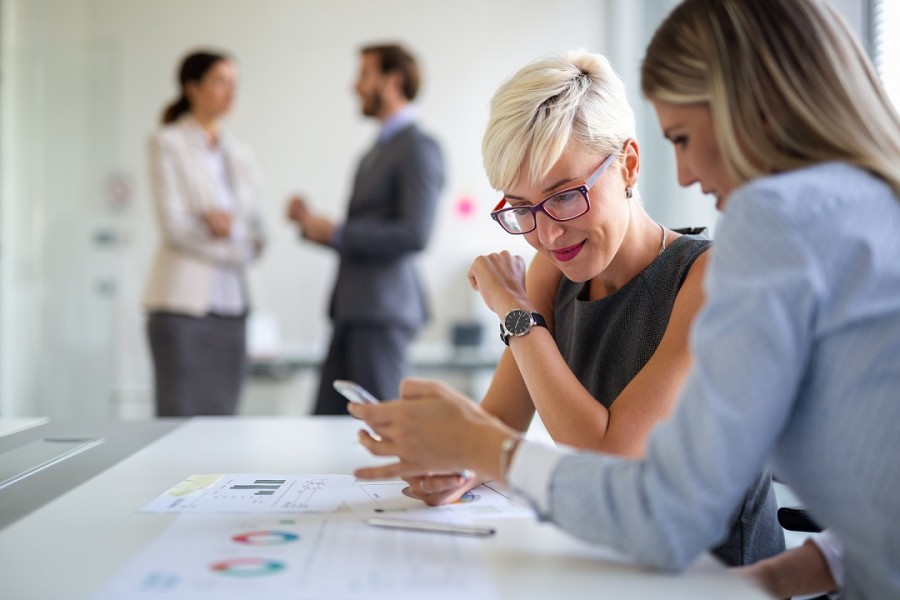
[0,417,768,599]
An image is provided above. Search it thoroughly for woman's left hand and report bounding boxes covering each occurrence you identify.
[468,251,532,317]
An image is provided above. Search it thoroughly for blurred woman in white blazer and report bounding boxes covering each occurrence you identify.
[144,50,266,417]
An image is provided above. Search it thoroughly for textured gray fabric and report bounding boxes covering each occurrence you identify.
[147,311,247,417]
[552,230,784,566]
[314,323,415,415]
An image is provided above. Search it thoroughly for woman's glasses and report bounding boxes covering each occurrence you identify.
[490,154,614,235]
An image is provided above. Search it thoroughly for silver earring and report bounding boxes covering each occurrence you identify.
[625,187,633,199]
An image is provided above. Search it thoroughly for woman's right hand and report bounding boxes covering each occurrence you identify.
[402,471,480,506]
[203,209,233,238]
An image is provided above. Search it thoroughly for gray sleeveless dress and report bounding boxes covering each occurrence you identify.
[552,229,784,566]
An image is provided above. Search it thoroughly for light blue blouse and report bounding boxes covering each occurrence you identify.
[509,163,900,599]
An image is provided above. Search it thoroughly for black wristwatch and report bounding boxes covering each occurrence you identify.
[500,309,547,346]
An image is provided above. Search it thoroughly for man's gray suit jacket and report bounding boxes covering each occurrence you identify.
[328,123,445,329]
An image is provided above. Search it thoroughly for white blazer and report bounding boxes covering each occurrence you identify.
[143,117,267,317]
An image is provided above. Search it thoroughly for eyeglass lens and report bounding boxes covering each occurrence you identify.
[497,188,588,233]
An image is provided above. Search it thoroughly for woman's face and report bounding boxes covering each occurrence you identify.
[187,60,237,120]
[651,101,736,210]
[503,143,633,283]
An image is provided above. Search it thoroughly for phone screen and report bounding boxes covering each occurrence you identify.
[333,380,379,405]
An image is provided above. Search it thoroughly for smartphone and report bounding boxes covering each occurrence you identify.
[333,380,380,405]
[364,517,495,537]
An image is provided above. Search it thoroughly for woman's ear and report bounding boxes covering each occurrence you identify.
[622,138,641,187]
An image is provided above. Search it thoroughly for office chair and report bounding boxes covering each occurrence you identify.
[777,506,822,533]
[776,488,829,600]
[775,476,822,534]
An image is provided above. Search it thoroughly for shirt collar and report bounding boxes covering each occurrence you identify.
[182,114,227,152]
[378,104,416,144]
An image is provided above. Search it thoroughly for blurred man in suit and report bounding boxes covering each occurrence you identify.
[287,43,445,415]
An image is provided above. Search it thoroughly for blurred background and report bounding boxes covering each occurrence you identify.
[0,0,894,419]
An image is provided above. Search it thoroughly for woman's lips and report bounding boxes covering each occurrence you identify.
[551,241,585,262]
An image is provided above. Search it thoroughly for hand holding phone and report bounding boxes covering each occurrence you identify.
[333,380,379,405]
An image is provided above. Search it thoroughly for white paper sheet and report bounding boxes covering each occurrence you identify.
[344,481,534,521]
[92,514,498,599]
[140,474,354,514]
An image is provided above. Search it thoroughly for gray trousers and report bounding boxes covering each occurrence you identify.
[313,322,416,415]
[147,311,247,417]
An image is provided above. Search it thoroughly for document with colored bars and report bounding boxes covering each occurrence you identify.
[140,473,355,513]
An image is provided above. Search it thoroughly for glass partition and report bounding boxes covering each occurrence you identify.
[0,5,123,418]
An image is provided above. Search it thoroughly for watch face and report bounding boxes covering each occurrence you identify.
[504,309,532,336]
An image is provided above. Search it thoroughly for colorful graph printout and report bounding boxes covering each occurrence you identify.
[91,515,498,599]
[139,474,354,514]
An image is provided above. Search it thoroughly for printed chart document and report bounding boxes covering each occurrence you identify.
[345,480,534,521]
[140,474,354,514]
[92,514,498,600]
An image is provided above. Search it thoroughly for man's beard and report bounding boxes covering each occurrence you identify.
[361,88,383,117]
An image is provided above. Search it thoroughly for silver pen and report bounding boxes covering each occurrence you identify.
[364,517,496,537]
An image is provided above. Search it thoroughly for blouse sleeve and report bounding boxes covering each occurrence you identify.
[147,133,256,268]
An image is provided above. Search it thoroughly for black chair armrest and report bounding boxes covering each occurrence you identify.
[777,507,823,533]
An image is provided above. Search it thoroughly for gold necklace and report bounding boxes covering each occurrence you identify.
[658,222,667,256]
